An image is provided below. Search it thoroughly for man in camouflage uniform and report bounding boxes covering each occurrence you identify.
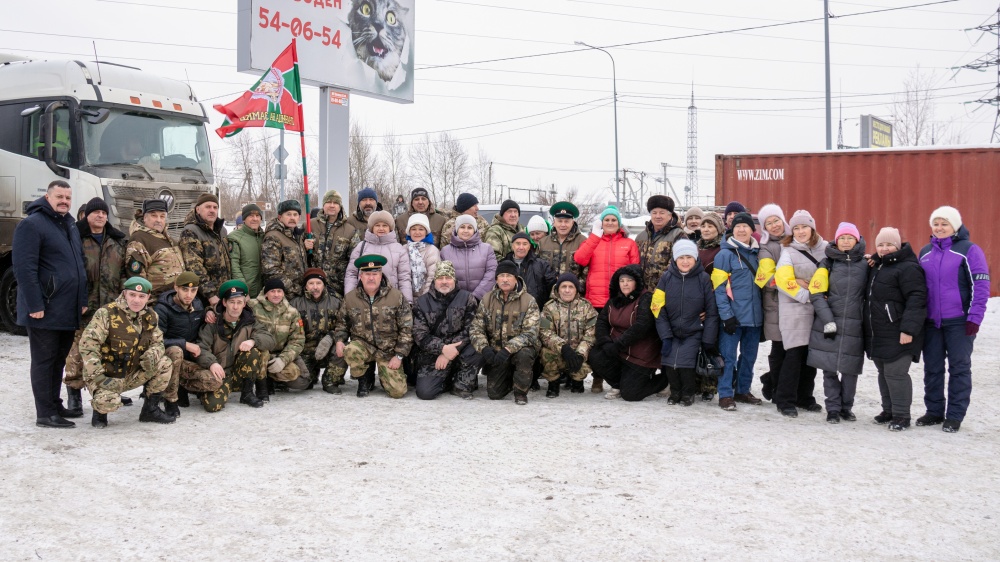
[310,191,358,298]
[261,199,314,299]
[539,272,598,397]
[229,203,265,298]
[290,268,349,394]
[333,255,413,399]
[250,278,309,398]
[346,187,381,232]
[483,199,525,261]
[124,199,184,304]
[440,193,489,248]
[64,197,129,415]
[155,271,208,418]
[194,280,275,412]
[179,193,232,307]
[635,195,686,291]
[537,201,588,297]
[79,276,175,428]
[470,261,540,405]
[394,187,448,246]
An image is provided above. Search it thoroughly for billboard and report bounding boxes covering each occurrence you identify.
[860,114,893,148]
[237,0,414,104]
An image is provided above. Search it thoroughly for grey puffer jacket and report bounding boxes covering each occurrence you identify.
[807,239,868,375]
[775,237,828,349]
[440,229,498,300]
[344,229,413,303]
[756,237,783,342]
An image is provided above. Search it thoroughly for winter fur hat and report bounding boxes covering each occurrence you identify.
[756,203,790,244]
[699,212,725,236]
[875,227,902,249]
[672,238,699,260]
[278,199,302,215]
[788,209,816,231]
[929,206,962,230]
[368,210,395,231]
[834,222,861,242]
[406,213,431,234]
[527,215,549,234]
[684,206,704,221]
[646,195,674,213]
[455,214,478,231]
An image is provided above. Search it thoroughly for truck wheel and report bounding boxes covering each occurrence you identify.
[0,268,26,336]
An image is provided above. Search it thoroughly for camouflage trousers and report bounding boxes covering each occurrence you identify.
[199,348,269,413]
[343,340,407,399]
[63,328,87,390]
[84,356,171,415]
[164,346,220,402]
[300,351,349,390]
[539,347,592,382]
[268,355,311,390]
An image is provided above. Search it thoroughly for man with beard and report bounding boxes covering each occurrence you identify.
[124,199,185,303]
[179,193,231,307]
[394,187,447,246]
[155,271,210,418]
[346,187,381,232]
[311,191,358,298]
[291,268,349,394]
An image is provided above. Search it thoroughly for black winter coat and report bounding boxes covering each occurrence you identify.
[412,287,478,364]
[155,288,206,359]
[863,244,927,362]
[653,261,719,369]
[808,239,868,375]
[13,197,88,330]
[504,249,558,312]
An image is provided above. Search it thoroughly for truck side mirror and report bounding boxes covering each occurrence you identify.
[42,101,69,179]
[20,105,41,117]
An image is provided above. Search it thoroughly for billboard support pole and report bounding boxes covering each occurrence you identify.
[318,87,351,215]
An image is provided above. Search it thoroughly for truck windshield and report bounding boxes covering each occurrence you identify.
[82,108,213,177]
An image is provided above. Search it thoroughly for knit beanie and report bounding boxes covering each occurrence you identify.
[263,278,285,294]
[556,272,581,292]
[434,260,457,280]
[406,213,431,234]
[875,227,902,250]
[600,205,622,225]
[455,214,478,231]
[788,209,816,231]
[241,203,262,220]
[323,190,343,205]
[277,199,302,215]
[455,193,479,213]
[511,231,531,245]
[410,187,430,201]
[235,215,243,226]
[303,268,326,284]
[367,210,395,231]
[357,187,378,202]
[929,206,962,230]
[527,215,549,234]
[500,199,520,215]
[84,197,110,217]
[724,201,747,217]
[834,222,861,242]
[672,239,698,260]
[756,203,790,244]
[730,212,756,233]
[496,260,519,278]
[684,206,704,221]
[699,212,725,236]
[196,193,219,208]
[646,195,674,213]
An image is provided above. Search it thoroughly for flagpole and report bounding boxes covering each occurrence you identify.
[291,39,312,238]
[279,128,286,202]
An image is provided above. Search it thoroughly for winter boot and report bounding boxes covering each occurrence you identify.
[942,419,962,433]
[873,411,893,425]
[120,395,133,406]
[240,379,264,408]
[591,376,604,393]
[916,413,944,426]
[356,371,375,398]
[760,372,774,401]
[65,386,84,418]
[255,378,270,402]
[570,380,585,393]
[514,392,528,405]
[840,410,857,422]
[546,380,561,398]
[91,411,108,429]
[164,400,181,419]
[826,411,841,424]
[176,387,190,408]
[888,417,910,432]
[139,393,176,424]
[322,372,343,395]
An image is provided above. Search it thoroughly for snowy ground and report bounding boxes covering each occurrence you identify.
[2,302,999,561]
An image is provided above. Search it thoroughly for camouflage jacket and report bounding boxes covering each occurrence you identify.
[125,214,184,303]
[539,287,598,356]
[196,307,276,371]
[179,210,232,303]
[634,218,687,292]
[249,293,305,364]
[536,225,587,294]
[261,221,311,298]
[412,286,477,360]
[440,214,490,247]
[395,203,449,246]
[470,279,540,354]
[290,288,342,352]
[79,293,164,383]
[77,219,128,324]
[310,210,359,298]
[228,224,264,298]
[482,215,525,261]
[333,281,413,361]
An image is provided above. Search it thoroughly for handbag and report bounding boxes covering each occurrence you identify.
[695,347,724,379]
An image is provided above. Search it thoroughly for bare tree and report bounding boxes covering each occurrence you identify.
[473,145,492,203]
[408,133,437,198]
[382,129,410,200]
[891,67,941,146]
[217,130,280,219]
[348,119,387,209]
[566,186,601,228]
[437,132,470,207]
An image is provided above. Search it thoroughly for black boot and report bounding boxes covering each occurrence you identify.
[570,380,585,393]
[91,411,108,428]
[65,386,84,418]
[256,378,270,402]
[546,379,561,398]
[356,371,375,398]
[164,400,180,418]
[139,393,176,424]
[240,378,264,408]
[176,387,190,408]
[121,395,133,406]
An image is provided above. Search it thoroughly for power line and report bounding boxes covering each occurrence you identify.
[95,0,233,14]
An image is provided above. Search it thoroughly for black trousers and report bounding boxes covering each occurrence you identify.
[27,328,75,418]
[590,346,664,401]
[665,366,697,399]
[484,348,536,399]
[774,344,818,410]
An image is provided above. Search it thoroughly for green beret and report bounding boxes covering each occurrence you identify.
[124,276,153,294]
[354,254,388,271]
[174,271,200,288]
[550,201,579,219]
[218,279,250,300]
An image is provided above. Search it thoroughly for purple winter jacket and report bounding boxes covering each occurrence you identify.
[440,229,497,300]
[919,226,990,327]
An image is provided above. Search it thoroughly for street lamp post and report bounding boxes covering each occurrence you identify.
[575,41,620,206]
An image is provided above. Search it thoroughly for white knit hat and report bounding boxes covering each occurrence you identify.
[672,239,698,260]
[757,203,791,244]
[527,215,549,234]
[929,206,962,230]
[406,213,431,235]
[455,214,477,230]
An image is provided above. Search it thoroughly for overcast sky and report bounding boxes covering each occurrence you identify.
[6,0,998,208]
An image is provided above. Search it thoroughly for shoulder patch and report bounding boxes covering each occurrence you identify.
[129,259,142,273]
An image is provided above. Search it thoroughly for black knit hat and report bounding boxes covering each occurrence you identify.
[84,197,110,217]
[496,260,519,279]
[511,231,531,245]
[263,278,286,294]
[455,193,479,213]
[646,195,674,213]
[556,272,580,292]
[500,200,520,215]
[730,212,756,233]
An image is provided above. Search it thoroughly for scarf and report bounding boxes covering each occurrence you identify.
[408,241,428,292]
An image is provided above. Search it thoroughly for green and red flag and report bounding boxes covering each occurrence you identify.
[214,42,302,138]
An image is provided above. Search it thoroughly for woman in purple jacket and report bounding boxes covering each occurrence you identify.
[917,206,989,433]
[440,214,498,300]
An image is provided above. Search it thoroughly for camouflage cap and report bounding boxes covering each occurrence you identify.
[174,271,200,288]
[218,279,250,300]
[434,261,457,280]
[354,254,388,271]
[322,190,342,205]
[124,276,153,294]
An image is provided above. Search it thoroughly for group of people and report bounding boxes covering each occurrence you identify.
[14,181,988,434]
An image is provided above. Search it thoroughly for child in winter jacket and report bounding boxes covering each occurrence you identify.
[538,273,598,397]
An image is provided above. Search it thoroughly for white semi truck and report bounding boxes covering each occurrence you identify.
[0,55,217,333]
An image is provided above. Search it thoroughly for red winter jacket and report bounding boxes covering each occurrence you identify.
[574,229,639,308]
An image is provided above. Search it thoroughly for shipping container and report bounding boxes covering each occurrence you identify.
[715,146,1000,296]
